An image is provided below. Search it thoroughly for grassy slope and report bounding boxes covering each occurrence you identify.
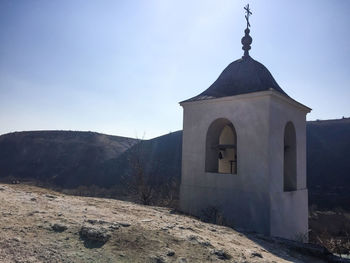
[0,183,327,263]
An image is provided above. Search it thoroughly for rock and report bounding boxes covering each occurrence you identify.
[149,256,165,263]
[108,223,120,230]
[200,241,212,247]
[2,212,12,217]
[87,219,109,225]
[141,219,152,223]
[45,194,56,199]
[251,252,263,258]
[212,249,232,260]
[161,225,175,231]
[30,197,37,201]
[118,222,131,227]
[179,225,193,231]
[12,237,21,242]
[0,187,5,191]
[187,235,198,242]
[79,226,111,243]
[167,250,175,256]
[52,223,68,232]
[177,258,187,263]
[87,219,98,225]
[28,211,36,216]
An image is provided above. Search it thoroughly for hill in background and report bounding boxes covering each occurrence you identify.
[307,118,350,209]
[0,130,137,187]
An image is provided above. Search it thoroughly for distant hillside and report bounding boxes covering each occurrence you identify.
[94,131,182,187]
[307,118,350,209]
[0,118,349,209]
[0,131,137,187]
[307,118,350,187]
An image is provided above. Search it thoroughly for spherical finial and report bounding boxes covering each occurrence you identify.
[241,28,252,58]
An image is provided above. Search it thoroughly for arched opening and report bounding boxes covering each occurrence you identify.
[205,118,237,174]
[284,121,297,191]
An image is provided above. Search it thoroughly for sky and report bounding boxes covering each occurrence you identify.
[0,0,349,139]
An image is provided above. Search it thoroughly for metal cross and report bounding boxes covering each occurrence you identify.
[244,4,252,28]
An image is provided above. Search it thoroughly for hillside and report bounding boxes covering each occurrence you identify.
[0,183,333,263]
[0,131,137,187]
[307,118,350,209]
[95,131,182,187]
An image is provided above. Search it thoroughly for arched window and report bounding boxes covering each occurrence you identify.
[205,118,237,174]
[284,121,297,191]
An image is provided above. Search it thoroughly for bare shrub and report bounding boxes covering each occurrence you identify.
[309,208,350,255]
[120,137,180,206]
[294,232,308,243]
[200,206,226,226]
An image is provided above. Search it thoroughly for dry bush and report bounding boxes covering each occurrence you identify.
[200,206,227,226]
[120,137,180,206]
[309,208,350,255]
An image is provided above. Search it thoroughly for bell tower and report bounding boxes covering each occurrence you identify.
[179,5,311,240]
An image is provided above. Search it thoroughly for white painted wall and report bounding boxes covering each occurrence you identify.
[180,90,310,240]
[268,93,309,240]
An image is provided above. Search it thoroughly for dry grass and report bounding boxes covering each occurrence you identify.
[0,183,329,263]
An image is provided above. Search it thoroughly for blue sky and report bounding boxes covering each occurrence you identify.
[1,0,349,139]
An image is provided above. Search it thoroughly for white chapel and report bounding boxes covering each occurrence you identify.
[179,5,311,240]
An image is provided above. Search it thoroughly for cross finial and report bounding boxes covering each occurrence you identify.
[241,4,253,58]
[244,4,252,29]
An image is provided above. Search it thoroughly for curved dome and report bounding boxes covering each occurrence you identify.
[184,56,288,102]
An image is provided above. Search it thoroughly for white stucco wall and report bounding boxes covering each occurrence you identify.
[180,90,310,240]
[268,93,309,240]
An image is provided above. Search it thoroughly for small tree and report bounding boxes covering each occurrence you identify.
[121,137,156,205]
[120,136,181,206]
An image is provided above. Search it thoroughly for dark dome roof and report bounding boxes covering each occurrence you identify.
[184,56,288,102]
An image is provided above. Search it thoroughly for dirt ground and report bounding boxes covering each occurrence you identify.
[0,183,328,263]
